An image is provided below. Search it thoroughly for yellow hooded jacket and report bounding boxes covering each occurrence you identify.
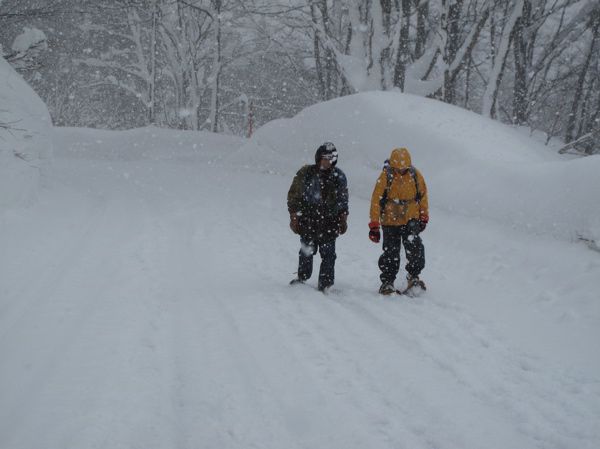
[369,148,429,226]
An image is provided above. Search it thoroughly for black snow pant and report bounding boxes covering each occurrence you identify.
[297,236,337,289]
[379,225,425,284]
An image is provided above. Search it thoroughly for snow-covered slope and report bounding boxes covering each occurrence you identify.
[1,93,599,449]
[0,57,52,208]
[236,91,600,243]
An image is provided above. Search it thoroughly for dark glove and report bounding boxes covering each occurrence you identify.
[369,221,380,243]
[338,213,348,235]
[290,213,300,234]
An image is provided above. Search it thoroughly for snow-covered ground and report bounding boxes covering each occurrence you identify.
[1,92,599,449]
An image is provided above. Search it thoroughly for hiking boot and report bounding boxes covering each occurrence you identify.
[378,282,396,295]
[406,275,426,291]
[317,284,332,294]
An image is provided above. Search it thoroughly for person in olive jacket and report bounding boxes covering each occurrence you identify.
[287,142,349,292]
[369,147,429,295]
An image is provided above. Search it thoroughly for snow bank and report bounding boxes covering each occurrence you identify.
[0,56,52,208]
[54,126,245,163]
[236,91,600,243]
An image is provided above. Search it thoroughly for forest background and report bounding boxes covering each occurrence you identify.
[1,0,598,155]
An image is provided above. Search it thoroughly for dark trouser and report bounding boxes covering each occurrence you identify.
[297,236,337,289]
[379,225,425,284]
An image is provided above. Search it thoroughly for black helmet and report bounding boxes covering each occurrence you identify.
[315,142,338,166]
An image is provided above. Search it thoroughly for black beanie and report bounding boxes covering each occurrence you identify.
[315,142,338,166]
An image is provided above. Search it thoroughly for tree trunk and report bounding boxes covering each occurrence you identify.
[149,0,159,125]
[414,0,428,59]
[565,9,600,144]
[587,79,600,136]
[209,0,222,133]
[442,0,463,104]
[311,3,327,100]
[483,0,524,118]
[464,54,472,108]
[512,0,531,125]
[318,0,336,99]
[393,0,411,90]
[177,1,190,129]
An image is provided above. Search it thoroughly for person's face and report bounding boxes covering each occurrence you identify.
[392,167,409,175]
[319,158,332,170]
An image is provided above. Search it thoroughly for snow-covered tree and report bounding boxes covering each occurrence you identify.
[77,1,159,125]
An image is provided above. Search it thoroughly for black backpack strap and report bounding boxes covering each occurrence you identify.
[385,166,394,190]
[379,160,394,210]
[409,167,422,203]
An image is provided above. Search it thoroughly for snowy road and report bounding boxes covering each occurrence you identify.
[1,132,599,449]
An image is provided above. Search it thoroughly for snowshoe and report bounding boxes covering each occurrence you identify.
[289,278,305,286]
[397,276,426,297]
[378,282,396,295]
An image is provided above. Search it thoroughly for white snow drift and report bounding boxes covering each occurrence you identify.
[0,56,52,208]
[236,91,600,244]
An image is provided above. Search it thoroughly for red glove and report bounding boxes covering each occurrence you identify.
[290,213,300,234]
[338,213,348,235]
[419,214,429,232]
[369,221,380,243]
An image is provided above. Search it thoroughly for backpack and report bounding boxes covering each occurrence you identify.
[379,159,422,210]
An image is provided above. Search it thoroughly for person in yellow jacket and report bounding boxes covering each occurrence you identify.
[369,148,429,295]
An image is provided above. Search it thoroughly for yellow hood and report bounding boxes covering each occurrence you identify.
[389,148,412,170]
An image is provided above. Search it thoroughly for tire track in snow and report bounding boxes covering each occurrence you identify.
[322,292,600,448]
[266,289,486,449]
[0,196,107,344]
[0,197,157,448]
[151,206,306,449]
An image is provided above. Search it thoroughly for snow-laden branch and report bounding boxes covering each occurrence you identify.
[3,27,48,70]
